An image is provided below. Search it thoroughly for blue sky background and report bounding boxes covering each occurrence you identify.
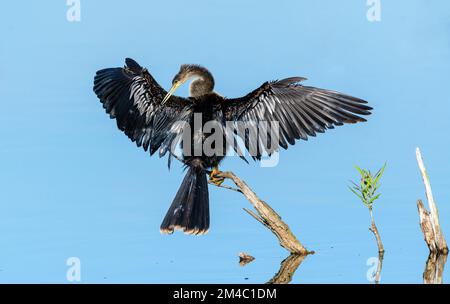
[0,1,449,283]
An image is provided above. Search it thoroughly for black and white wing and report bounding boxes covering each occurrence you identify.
[93,58,192,156]
[223,77,372,160]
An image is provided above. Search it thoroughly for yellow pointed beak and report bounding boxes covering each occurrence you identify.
[161,82,181,105]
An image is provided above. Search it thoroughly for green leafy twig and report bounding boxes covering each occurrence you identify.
[349,163,386,255]
[348,163,386,210]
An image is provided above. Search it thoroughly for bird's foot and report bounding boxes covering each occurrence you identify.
[209,166,225,186]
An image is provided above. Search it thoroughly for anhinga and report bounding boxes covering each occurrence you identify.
[93,58,372,235]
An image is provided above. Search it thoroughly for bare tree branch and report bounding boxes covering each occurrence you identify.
[416,148,448,254]
[369,208,385,254]
[417,199,437,253]
[212,171,312,255]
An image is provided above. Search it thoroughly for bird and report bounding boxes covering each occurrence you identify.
[93,58,372,235]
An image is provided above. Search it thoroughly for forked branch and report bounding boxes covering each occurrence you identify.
[210,171,312,255]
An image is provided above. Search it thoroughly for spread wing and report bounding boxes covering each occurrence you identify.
[223,77,372,160]
[93,58,192,156]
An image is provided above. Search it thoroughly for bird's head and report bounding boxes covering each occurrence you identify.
[162,64,214,104]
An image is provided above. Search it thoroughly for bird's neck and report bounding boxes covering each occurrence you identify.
[188,67,214,98]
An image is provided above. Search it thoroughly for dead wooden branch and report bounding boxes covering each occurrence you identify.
[416,148,448,283]
[267,254,307,284]
[369,208,385,254]
[207,181,242,194]
[213,171,312,255]
[417,199,437,253]
[416,148,448,254]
